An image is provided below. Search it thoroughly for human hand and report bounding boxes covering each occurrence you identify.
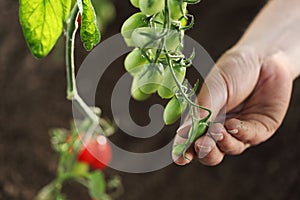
[173,46,294,166]
[173,0,300,166]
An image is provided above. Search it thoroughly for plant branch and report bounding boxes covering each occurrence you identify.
[65,5,106,137]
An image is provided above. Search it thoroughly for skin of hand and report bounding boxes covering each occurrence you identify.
[173,0,300,166]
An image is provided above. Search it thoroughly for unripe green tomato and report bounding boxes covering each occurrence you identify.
[121,13,148,46]
[158,65,186,99]
[124,48,148,76]
[137,63,164,94]
[123,37,135,47]
[163,96,187,125]
[168,0,187,21]
[165,30,181,52]
[150,14,181,52]
[130,0,140,8]
[131,76,151,101]
[139,0,165,16]
[131,27,161,49]
[152,12,164,28]
[195,122,207,139]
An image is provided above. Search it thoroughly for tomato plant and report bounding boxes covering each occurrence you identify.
[18,0,212,197]
[19,0,122,199]
[122,0,212,158]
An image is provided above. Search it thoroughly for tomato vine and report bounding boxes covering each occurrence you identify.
[19,0,120,199]
[19,0,213,198]
[121,0,212,157]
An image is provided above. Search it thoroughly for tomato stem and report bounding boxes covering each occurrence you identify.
[66,5,79,100]
[65,4,106,139]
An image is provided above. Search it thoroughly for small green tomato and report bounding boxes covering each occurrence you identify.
[124,48,148,76]
[195,122,208,139]
[136,63,164,94]
[131,76,151,101]
[163,96,187,125]
[130,0,140,8]
[165,29,181,52]
[158,65,186,99]
[131,27,162,49]
[168,0,187,21]
[121,13,148,46]
[139,0,165,16]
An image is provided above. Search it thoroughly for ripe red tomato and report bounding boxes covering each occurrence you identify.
[77,135,112,170]
[77,13,82,27]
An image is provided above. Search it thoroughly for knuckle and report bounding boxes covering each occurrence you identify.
[222,46,260,70]
[216,46,261,105]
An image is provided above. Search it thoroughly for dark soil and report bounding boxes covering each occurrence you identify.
[1,0,300,200]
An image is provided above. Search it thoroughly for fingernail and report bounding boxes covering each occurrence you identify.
[209,132,224,141]
[197,145,212,159]
[177,119,192,134]
[228,129,238,134]
[184,153,193,163]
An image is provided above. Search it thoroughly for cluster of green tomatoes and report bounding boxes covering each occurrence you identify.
[121,0,197,123]
[121,0,209,157]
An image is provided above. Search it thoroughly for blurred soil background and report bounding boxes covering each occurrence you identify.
[1,0,300,199]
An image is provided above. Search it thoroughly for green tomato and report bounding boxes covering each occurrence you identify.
[131,27,161,49]
[151,12,164,28]
[163,96,187,125]
[124,48,148,76]
[131,76,151,101]
[195,122,208,139]
[168,0,187,21]
[130,0,140,8]
[150,14,181,52]
[158,65,186,99]
[165,29,181,52]
[139,0,165,16]
[121,13,148,46]
[136,63,164,94]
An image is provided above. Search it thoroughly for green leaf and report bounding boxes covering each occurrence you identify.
[88,171,106,199]
[61,0,73,21]
[78,0,101,51]
[19,0,72,58]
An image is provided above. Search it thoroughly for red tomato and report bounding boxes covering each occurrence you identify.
[77,135,112,170]
[77,13,82,27]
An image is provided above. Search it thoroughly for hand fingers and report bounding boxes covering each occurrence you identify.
[225,53,293,145]
[209,123,249,155]
[172,146,194,166]
[194,135,224,166]
[174,122,250,166]
[193,123,248,167]
[172,122,195,165]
